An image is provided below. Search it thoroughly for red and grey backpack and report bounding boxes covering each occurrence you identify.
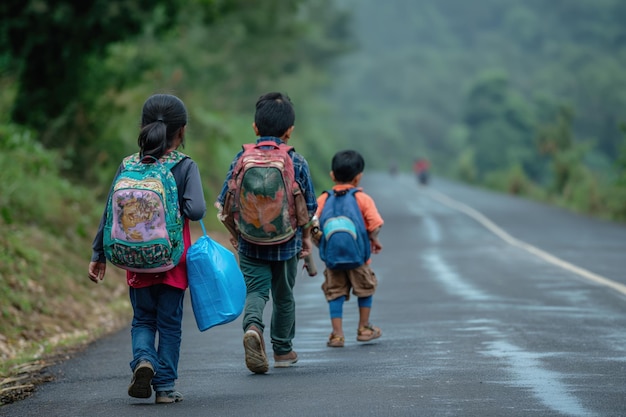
[227,141,301,245]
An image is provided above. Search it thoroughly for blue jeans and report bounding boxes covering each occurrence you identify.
[128,284,184,391]
[239,253,298,355]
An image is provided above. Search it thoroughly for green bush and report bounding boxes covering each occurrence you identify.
[0,125,97,239]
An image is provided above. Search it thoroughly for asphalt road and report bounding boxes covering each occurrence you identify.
[3,173,626,417]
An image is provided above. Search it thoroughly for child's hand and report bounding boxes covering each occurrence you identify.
[300,236,313,258]
[229,235,239,250]
[370,239,383,254]
[310,225,322,248]
[88,261,106,283]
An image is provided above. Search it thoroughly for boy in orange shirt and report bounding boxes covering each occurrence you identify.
[314,150,384,347]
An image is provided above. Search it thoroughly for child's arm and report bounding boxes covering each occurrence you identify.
[368,226,383,254]
[299,221,313,258]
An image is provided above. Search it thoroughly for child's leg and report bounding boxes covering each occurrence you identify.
[322,269,349,346]
[357,295,373,328]
[356,295,381,341]
[328,295,346,336]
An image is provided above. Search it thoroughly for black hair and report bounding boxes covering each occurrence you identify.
[331,150,365,182]
[138,94,188,160]
[254,92,295,137]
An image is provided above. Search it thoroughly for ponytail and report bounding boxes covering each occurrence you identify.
[137,94,188,161]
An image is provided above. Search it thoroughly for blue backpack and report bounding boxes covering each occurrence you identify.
[318,188,370,270]
[103,151,187,273]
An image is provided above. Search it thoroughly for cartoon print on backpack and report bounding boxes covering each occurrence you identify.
[104,151,187,272]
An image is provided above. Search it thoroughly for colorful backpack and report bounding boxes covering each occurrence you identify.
[103,151,187,273]
[227,141,302,245]
[318,188,370,270]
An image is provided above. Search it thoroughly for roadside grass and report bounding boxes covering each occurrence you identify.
[0,217,131,378]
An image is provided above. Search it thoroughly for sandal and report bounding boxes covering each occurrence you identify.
[327,333,345,348]
[357,324,382,342]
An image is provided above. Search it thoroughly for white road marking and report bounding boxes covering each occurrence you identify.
[422,251,489,301]
[407,202,442,243]
[482,339,594,417]
[425,188,626,297]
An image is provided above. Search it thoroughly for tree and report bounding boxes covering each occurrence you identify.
[1,1,180,129]
[462,71,537,179]
[535,106,591,196]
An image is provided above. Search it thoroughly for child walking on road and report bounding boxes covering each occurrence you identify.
[315,150,384,348]
[88,94,206,404]
[215,92,317,373]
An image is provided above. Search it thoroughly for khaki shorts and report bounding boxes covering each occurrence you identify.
[321,264,378,302]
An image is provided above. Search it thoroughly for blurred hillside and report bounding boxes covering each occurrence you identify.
[327,0,626,218]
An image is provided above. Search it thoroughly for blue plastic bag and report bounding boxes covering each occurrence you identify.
[187,220,246,331]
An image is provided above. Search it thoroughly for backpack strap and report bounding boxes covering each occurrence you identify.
[249,140,294,153]
[161,150,189,169]
[122,151,188,169]
[255,140,281,150]
[330,187,361,197]
[235,141,294,180]
[122,152,141,167]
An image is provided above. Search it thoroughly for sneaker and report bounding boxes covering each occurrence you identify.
[273,350,298,368]
[243,325,269,374]
[128,361,154,398]
[155,390,183,404]
[357,324,382,342]
[327,333,345,348]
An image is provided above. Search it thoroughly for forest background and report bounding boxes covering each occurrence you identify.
[1,0,626,403]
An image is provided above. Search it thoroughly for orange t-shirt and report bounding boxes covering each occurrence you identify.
[315,184,384,233]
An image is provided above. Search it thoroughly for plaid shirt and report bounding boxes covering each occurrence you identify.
[216,137,317,261]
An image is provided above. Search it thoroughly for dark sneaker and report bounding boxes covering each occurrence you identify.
[357,324,382,342]
[273,350,298,368]
[243,326,269,374]
[128,361,154,398]
[155,390,183,404]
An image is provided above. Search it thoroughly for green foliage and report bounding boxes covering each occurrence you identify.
[534,106,594,197]
[8,1,350,191]
[455,150,477,184]
[606,127,626,221]
[0,125,96,238]
[462,71,539,180]
[614,125,626,185]
[1,229,42,316]
[0,0,202,129]
[484,164,535,196]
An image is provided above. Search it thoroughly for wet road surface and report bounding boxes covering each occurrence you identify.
[3,173,626,417]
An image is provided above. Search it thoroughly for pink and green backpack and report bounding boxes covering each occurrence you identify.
[103,151,187,272]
